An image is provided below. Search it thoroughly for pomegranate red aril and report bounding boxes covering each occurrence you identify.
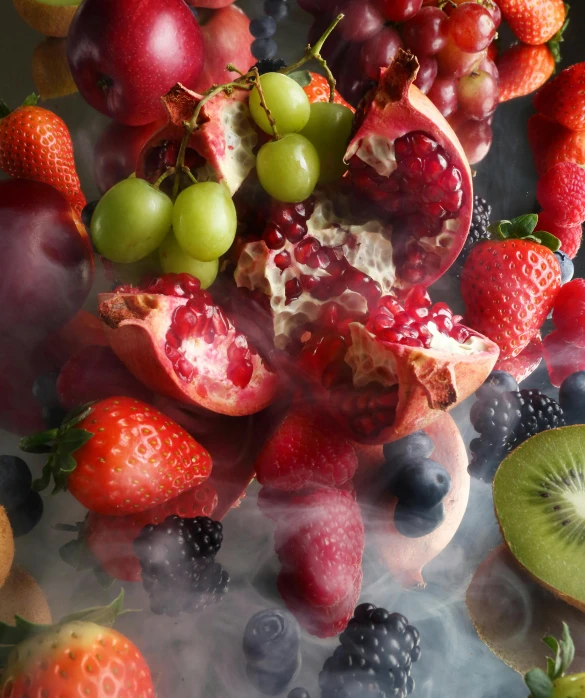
[427,78,458,118]
[458,71,499,121]
[274,251,291,271]
[449,3,496,52]
[286,278,303,304]
[414,56,438,94]
[264,225,286,250]
[360,27,404,82]
[401,7,449,56]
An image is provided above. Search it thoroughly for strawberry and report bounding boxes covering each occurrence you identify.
[528,113,585,174]
[0,95,85,215]
[255,405,358,491]
[537,210,583,258]
[493,333,543,383]
[461,214,562,359]
[497,44,556,103]
[60,481,218,582]
[496,0,567,46]
[300,71,355,111]
[537,162,585,226]
[0,592,155,698]
[20,396,212,516]
[534,62,585,131]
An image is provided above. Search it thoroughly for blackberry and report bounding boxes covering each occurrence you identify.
[252,57,287,75]
[450,195,491,277]
[469,389,565,482]
[319,603,421,698]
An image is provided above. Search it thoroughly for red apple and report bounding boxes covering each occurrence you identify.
[93,119,164,194]
[67,0,205,125]
[192,6,254,93]
[0,179,93,341]
[186,0,235,8]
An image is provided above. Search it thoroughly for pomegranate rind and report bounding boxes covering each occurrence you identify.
[98,292,278,417]
[345,51,474,285]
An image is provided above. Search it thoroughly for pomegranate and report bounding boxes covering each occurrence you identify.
[136,83,257,197]
[99,274,278,416]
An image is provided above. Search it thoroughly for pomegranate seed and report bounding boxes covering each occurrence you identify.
[295,237,320,265]
[176,357,195,382]
[264,225,286,250]
[285,278,302,304]
[274,251,291,271]
[227,358,253,389]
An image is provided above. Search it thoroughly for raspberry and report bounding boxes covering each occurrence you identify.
[552,278,585,331]
[536,162,585,227]
[537,210,583,259]
[543,326,585,387]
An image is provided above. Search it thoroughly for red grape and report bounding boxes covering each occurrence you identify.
[449,3,496,53]
[376,0,423,22]
[482,0,502,28]
[454,118,493,164]
[478,56,499,81]
[437,39,486,79]
[414,55,438,94]
[360,27,403,81]
[427,77,458,117]
[309,14,347,67]
[337,44,374,108]
[337,0,385,43]
[457,70,498,120]
[401,7,448,56]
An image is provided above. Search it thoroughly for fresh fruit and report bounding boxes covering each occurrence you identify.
[544,279,585,386]
[319,603,421,698]
[7,491,44,538]
[534,63,585,132]
[451,194,491,276]
[21,396,212,516]
[11,0,78,38]
[67,0,205,125]
[0,566,51,625]
[401,6,448,55]
[389,458,451,509]
[299,102,353,183]
[0,179,93,339]
[159,233,219,288]
[186,0,234,7]
[300,71,354,110]
[436,39,486,79]
[91,178,173,263]
[494,335,544,384]
[451,116,493,164]
[173,182,237,262]
[134,515,229,615]
[288,690,310,698]
[449,2,496,53]
[0,457,32,511]
[528,114,585,175]
[457,70,498,120]
[426,77,458,117]
[537,163,585,227]
[494,427,585,612]
[559,372,585,426]
[0,97,85,213]
[99,274,278,416]
[0,507,14,589]
[538,210,583,259]
[250,72,311,135]
[192,5,254,93]
[475,369,520,400]
[32,37,77,100]
[243,609,301,696]
[469,387,565,482]
[382,430,434,463]
[378,0,423,22]
[255,405,358,490]
[336,0,384,43]
[360,26,404,81]
[555,251,575,285]
[461,214,562,359]
[394,500,446,537]
[496,0,566,45]
[0,595,155,698]
[256,133,320,203]
[414,55,438,94]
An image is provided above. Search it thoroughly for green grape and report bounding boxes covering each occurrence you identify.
[300,102,354,184]
[159,233,219,289]
[249,72,311,136]
[257,133,320,203]
[173,182,237,262]
[90,178,172,264]
[113,250,162,286]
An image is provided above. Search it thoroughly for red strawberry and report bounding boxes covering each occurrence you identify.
[461,215,562,359]
[528,113,585,174]
[496,0,566,45]
[0,594,155,698]
[79,481,218,582]
[255,405,358,491]
[534,62,585,131]
[497,44,555,103]
[302,71,355,111]
[21,396,212,516]
[537,162,585,226]
[0,95,85,213]
[493,333,543,383]
[537,210,583,258]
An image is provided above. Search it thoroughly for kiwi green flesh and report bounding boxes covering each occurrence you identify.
[494,426,585,608]
[34,0,79,6]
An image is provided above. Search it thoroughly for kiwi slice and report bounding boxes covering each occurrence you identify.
[494,426,585,611]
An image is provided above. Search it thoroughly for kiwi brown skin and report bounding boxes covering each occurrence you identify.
[12,0,79,39]
[0,506,14,589]
[0,565,51,625]
[466,545,585,674]
[32,38,78,100]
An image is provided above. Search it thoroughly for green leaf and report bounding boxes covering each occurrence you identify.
[510,213,538,238]
[94,566,116,590]
[56,453,78,474]
[53,522,82,533]
[525,668,555,698]
[531,231,562,252]
[21,93,39,107]
[59,590,136,626]
[59,539,83,568]
[0,101,11,118]
[19,428,59,453]
[288,70,312,87]
[548,4,569,64]
[62,404,94,430]
[57,428,93,455]
[32,459,54,493]
[559,622,575,675]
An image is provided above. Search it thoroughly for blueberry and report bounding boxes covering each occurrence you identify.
[7,490,43,537]
[560,371,585,425]
[32,372,60,408]
[246,660,299,696]
[264,0,289,21]
[288,689,311,698]
[390,458,451,509]
[0,456,32,510]
[243,609,300,666]
[555,250,575,285]
[81,199,99,229]
[383,431,434,463]
[475,370,519,401]
[253,58,287,75]
[394,501,445,538]
[250,16,277,38]
[252,38,278,61]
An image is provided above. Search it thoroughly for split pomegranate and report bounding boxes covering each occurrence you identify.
[98,274,278,416]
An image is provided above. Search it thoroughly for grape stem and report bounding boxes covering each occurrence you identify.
[282,13,344,103]
[153,167,176,190]
[251,66,280,140]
